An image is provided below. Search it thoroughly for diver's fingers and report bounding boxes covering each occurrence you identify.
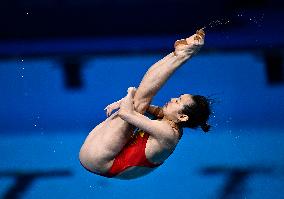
[107,108,113,117]
[104,105,112,110]
[127,87,136,99]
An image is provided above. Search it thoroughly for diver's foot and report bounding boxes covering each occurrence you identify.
[174,29,205,57]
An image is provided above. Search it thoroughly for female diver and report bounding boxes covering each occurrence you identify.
[79,29,212,179]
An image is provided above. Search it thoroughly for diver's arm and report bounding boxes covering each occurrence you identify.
[104,86,164,118]
[146,105,164,118]
[118,87,172,142]
[133,53,189,113]
[104,97,163,118]
[118,109,173,142]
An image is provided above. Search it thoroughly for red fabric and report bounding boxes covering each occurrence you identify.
[102,129,163,178]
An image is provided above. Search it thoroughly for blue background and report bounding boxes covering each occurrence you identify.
[1,0,284,198]
[1,51,284,199]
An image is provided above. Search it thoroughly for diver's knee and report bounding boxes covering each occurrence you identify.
[79,145,108,172]
[79,146,91,168]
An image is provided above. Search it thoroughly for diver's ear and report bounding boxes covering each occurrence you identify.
[178,114,189,122]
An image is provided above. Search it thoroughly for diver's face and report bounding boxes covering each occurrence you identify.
[163,94,194,121]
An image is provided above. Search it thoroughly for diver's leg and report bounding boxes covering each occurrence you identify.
[79,53,191,173]
[79,113,135,173]
[133,52,189,112]
[133,30,205,112]
[84,50,193,159]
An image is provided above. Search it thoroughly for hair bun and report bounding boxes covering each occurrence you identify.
[201,122,211,133]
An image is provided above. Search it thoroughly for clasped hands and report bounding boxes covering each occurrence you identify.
[104,87,137,117]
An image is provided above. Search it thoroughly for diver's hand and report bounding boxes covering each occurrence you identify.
[174,29,205,57]
[104,88,137,117]
[119,87,136,113]
[104,99,123,117]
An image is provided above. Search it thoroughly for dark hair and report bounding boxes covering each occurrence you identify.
[180,95,213,133]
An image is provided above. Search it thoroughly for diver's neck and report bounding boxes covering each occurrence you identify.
[161,117,183,138]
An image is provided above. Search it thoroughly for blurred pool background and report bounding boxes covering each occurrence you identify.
[1,0,284,199]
